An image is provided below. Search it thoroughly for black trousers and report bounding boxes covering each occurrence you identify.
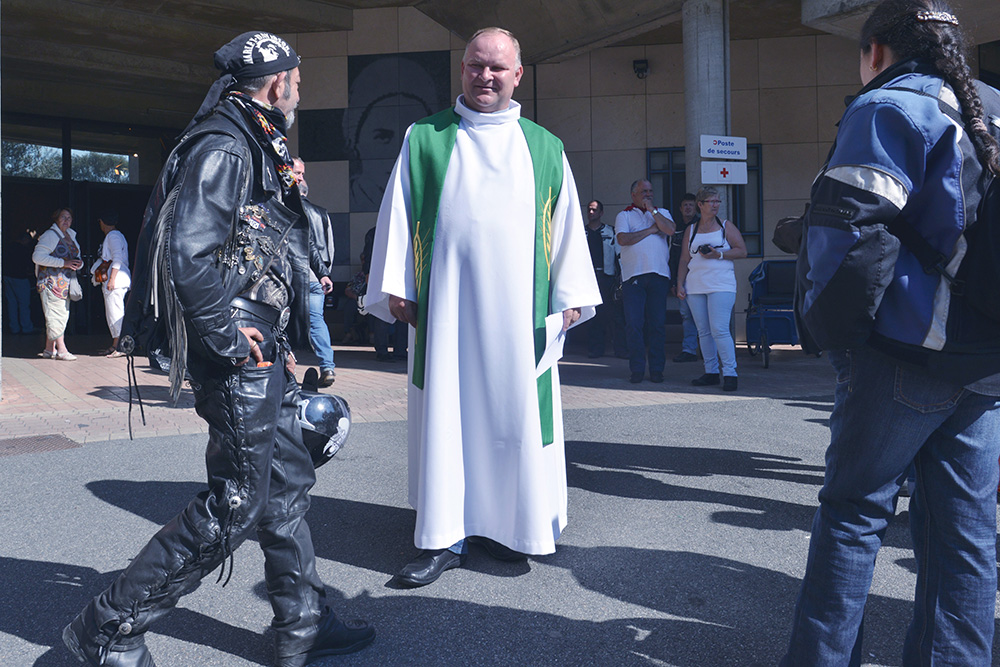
[585,272,626,356]
[75,314,326,656]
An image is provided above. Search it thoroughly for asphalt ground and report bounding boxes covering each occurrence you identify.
[1,334,998,666]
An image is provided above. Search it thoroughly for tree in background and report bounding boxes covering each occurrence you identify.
[2,140,129,183]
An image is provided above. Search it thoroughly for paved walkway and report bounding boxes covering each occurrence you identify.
[0,333,832,446]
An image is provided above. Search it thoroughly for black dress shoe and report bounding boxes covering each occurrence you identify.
[649,371,664,383]
[275,607,375,667]
[396,548,465,587]
[468,536,527,561]
[673,351,699,363]
[722,376,738,391]
[691,373,720,386]
[629,372,643,384]
[318,369,336,387]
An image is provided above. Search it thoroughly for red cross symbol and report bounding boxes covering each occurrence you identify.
[720,168,730,178]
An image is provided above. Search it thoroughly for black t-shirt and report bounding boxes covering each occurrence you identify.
[585,224,605,271]
[669,216,697,283]
[362,226,377,275]
[3,231,37,279]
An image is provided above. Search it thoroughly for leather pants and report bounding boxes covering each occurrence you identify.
[73,313,326,658]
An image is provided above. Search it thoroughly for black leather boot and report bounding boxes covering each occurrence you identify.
[266,383,376,666]
[274,607,375,667]
[258,511,327,659]
[63,607,156,667]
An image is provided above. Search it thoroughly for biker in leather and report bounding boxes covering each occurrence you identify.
[67,90,366,665]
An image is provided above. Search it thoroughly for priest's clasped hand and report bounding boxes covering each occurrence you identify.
[389,294,418,326]
[562,308,581,331]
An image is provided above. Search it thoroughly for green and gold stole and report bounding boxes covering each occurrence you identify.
[407,108,564,444]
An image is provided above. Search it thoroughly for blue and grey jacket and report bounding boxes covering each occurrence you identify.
[796,60,989,362]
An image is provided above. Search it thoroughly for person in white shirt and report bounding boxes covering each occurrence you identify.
[92,209,131,356]
[676,187,747,391]
[615,179,675,383]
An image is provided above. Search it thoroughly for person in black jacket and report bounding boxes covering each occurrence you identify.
[64,31,373,667]
[1,223,38,335]
[292,157,337,387]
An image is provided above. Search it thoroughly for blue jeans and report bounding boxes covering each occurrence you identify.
[308,282,335,372]
[782,346,1000,666]
[677,292,698,355]
[685,291,736,377]
[622,272,669,376]
[3,276,35,334]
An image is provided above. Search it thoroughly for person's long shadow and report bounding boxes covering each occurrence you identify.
[533,544,1000,666]
[89,374,195,409]
[4,549,784,667]
[1,556,270,666]
[566,439,822,533]
[569,439,825,485]
[86,480,416,576]
[785,398,835,427]
[85,461,919,581]
[565,440,914,549]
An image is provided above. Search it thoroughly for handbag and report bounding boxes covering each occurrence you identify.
[94,259,112,284]
[69,273,83,301]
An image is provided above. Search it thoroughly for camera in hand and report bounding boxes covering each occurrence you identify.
[697,244,714,255]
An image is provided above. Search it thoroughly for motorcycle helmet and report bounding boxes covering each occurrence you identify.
[297,391,351,468]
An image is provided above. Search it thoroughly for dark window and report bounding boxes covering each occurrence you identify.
[979,40,1000,89]
[647,145,763,257]
[647,147,687,217]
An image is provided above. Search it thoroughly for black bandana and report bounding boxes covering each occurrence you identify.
[227,91,297,192]
[182,31,300,137]
[215,31,299,81]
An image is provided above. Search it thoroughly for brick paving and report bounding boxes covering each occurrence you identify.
[1,333,834,445]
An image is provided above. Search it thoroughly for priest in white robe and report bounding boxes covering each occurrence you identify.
[366,27,601,588]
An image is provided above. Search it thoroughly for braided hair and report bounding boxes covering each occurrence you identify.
[860,0,1000,175]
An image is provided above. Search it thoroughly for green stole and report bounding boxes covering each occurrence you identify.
[407,107,564,445]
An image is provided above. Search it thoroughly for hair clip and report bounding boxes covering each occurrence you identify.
[915,10,959,26]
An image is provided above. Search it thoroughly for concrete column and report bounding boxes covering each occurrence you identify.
[683,0,731,218]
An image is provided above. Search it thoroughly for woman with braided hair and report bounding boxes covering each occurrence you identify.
[783,0,1000,664]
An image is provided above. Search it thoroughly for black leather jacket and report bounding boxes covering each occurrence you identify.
[303,198,333,280]
[284,197,333,347]
[122,97,310,396]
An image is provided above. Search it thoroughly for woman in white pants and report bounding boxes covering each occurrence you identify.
[676,187,747,391]
[33,207,83,360]
[92,210,131,356]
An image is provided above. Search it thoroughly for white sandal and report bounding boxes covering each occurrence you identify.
[54,352,77,361]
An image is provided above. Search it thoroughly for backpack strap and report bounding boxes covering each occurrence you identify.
[886,86,964,123]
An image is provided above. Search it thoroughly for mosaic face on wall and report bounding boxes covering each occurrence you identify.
[298,50,452,213]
